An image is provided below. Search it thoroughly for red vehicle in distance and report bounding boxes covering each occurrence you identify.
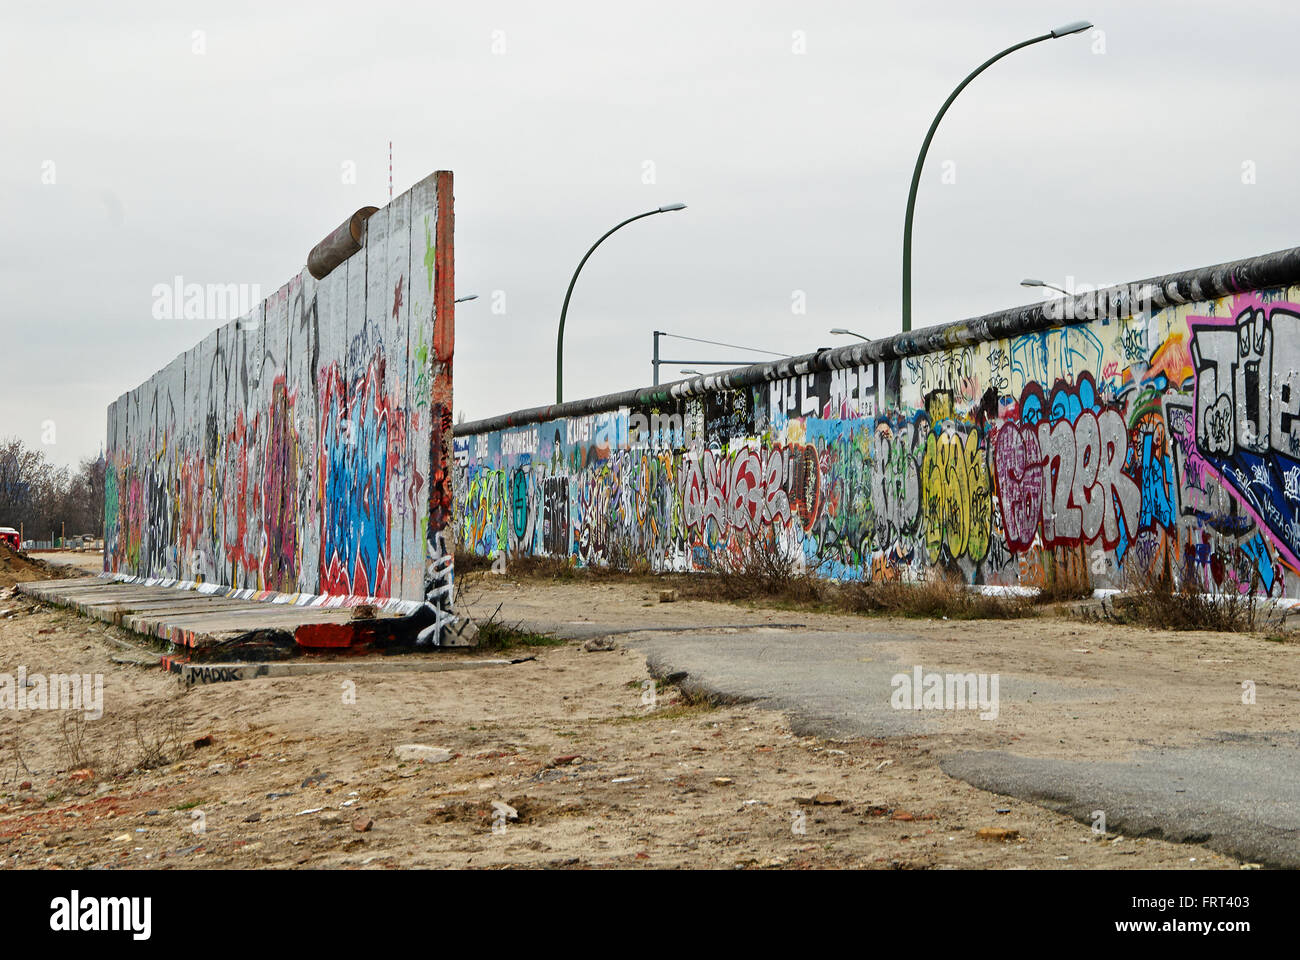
[0,527,20,551]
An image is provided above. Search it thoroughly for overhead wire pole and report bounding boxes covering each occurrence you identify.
[652,331,790,385]
[901,20,1092,333]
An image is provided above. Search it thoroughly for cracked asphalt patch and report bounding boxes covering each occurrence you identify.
[472,576,1300,868]
[942,734,1300,868]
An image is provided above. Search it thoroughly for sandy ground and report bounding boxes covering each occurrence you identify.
[30,551,102,577]
[465,577,1300,765]
[0,548,93,588]
[0,571,1252,869]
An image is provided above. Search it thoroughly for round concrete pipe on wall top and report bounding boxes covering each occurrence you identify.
[306,206,379,279]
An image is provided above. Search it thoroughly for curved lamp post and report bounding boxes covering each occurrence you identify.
[901,20,1092,333]
[556,203,687,403]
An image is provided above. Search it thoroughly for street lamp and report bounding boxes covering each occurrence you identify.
[830,327,871,342]
[901,20,1092,333]
[556,203,688,403]
[455,294,479,303]
[681,368,704,376]
[1020,278,1071,296]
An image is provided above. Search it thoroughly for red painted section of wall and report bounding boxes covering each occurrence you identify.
[428,171,456,536]
[433,170,455,366]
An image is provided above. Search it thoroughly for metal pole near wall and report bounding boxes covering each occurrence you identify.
[651,331,790,381]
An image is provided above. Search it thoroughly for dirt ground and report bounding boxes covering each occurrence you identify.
[27,550,101,575]
[0,546,89,588]
[464,577,1300,766]
[0,565,1259,869]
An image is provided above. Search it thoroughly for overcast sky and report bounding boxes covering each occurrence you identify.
[4,0,1298,466]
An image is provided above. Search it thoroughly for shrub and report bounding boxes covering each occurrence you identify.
[1103,561,1261,632]
[688,534,823,604]
[842,573,1035,620]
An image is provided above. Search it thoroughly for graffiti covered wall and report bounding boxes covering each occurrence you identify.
[453,256,1300,598]
[105,172,457,628]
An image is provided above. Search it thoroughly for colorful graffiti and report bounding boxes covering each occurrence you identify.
[104,172,458,639]
[455,288,1300,598]
[318,357,393,597]
[1191,299,1300,573]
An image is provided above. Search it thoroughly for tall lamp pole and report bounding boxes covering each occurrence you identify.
[556,203,687,403]
[901,20,1092,333]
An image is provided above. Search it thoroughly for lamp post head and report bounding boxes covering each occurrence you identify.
[830,327,871,342]
[658,202,687,213]
[1050,20,1092,38]
[1020,278,1046,288]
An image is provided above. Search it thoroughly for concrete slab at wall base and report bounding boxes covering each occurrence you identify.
[18,577,364,649]
[16,577,484,654]
[18,577,493,681]
[102,572,425,615]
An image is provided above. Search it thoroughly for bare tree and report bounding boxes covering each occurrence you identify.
[0,437,104,544]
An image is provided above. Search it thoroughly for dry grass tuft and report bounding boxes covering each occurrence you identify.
[461,542,1034,621]
[1033,549,1096,604]
[129,713,192,771]
[841,573,1035,620]
[690,535,824,604]
[1101,562,1262,632]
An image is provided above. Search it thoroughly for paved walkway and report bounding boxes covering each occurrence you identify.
[495,605,1300,869]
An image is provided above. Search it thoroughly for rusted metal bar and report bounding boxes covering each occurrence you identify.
[454,242,1300,437]
[306,206,380,280]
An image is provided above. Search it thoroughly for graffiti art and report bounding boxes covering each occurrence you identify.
[455,290,1300,599]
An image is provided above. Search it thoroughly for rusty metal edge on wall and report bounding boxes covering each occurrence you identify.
[454,243,1300,436]
[306,206,380,280]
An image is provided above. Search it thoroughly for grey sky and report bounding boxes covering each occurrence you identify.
[4,0,1297,466]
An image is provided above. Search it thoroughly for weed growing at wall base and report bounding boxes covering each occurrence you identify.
[1097,563,1263,632]
[474,614,562,651]
[704,533,822,603]
[841,576,1036,620]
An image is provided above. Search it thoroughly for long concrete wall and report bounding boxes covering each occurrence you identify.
[452,245,1300,597]
[105,172,457,627]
